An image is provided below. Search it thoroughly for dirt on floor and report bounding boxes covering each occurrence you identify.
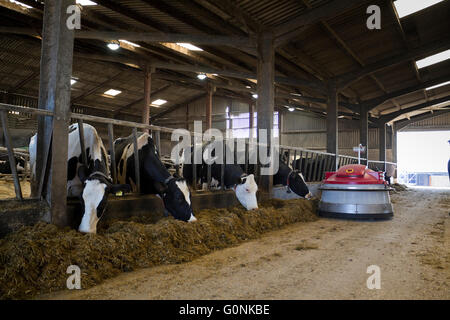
[39,187,449,300]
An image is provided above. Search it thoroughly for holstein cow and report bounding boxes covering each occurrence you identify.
[29,123,131,233]
[0,154,26,174]
[242,151,311,199]
[114,132,196,222]
[182,144,258,210]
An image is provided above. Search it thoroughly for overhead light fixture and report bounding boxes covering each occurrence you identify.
[393,0,443,18]
[245,86,251,89]
[70,79,77,85]
[76,0,97,5]
[426,80,450,90]
[288,107,295,112]
[104,89,121,96]
[107,41,120,51]
[176,43,203,51]
[9,1,32,8]
[338,115,345,118]
[119,40,140,47]
[252,94,258,99]
[415,49,450,69]
[151,99,167,106]
[197,74,207,80]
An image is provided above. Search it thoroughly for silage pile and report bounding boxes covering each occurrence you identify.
[0,198,318,299]
[390,183,408,193]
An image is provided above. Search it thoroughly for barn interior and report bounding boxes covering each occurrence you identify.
[0,0,449,301]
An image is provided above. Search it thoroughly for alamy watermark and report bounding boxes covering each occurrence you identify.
[170,121,279,176]
[66,265,81,290]
[366,265,381,289]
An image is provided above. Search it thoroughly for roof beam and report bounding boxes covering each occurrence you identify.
[336,38,450,90]
[395,109,450,131]
[377,95,450,123]
[361,74,450,111]
[273,0,362,42]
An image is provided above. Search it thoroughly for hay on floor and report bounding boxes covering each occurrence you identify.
[0,198,318,299]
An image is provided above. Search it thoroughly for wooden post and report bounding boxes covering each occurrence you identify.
[205,84,214,130]
[256,32,275,193]
[379,122,386,171]
[326,81,338,170]
[35,0,75,227]
[249,100,254,140]
[142,66,152,132]
[359,105,369,165]
[132,127,141,193]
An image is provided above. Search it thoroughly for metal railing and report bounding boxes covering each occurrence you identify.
[0,102,398,200]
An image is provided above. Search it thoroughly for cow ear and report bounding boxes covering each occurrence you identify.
[78,165,89,183]
[108,184,131,194]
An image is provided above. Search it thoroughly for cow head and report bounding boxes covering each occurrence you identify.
[160,175,196,222]
[288,170,312,199]
[234,174,258,210]
[77,164,131,234]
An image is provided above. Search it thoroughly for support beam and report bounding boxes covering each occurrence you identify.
[395,109,450,131]
[249,100,255,139]
[392,123,397,164]
[378,123,386,170]
[142,66,152,130]
[205,85,214,130]
[273,0,362,41]
[35,0,75,227]
[359,105,369,164]
[326,81,338,169]
[256,33,275,193]
[362,75,450,111]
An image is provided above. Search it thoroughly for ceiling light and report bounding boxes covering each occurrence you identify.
[252,94,258,99]
[197,74,207,80]
[415,49,450,69]
[76,0,97,5]
[338,115,345,118]
[151,99,167,106]
[9,1,32,8]
[245,86,251,89]
[288,107,295,112]
[425,80,450,90]
[104,89,121,96]
[70,79,77,85]
[119,40,140,47]
[107,42,120,51]
[176,43,203,51]
[393,0,443,18]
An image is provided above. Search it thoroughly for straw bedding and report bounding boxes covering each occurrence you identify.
[0,198,318,299]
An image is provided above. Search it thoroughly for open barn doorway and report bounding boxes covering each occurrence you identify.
[397,130,450,188]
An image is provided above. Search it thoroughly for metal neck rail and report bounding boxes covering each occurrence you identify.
[0,103,397,200]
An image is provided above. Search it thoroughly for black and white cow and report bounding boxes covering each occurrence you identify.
[29,123,130,234]
[242,152,311,199]
[274,155,311,198]
[182,144,259,210]
[114,132,196,222]
[0,154,26,174]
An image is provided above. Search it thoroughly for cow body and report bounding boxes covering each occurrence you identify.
[242,152,311,198]
[115,133,196,222]
[182,144,258,210]
[0,154,26,174]
[29,123,130,233]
